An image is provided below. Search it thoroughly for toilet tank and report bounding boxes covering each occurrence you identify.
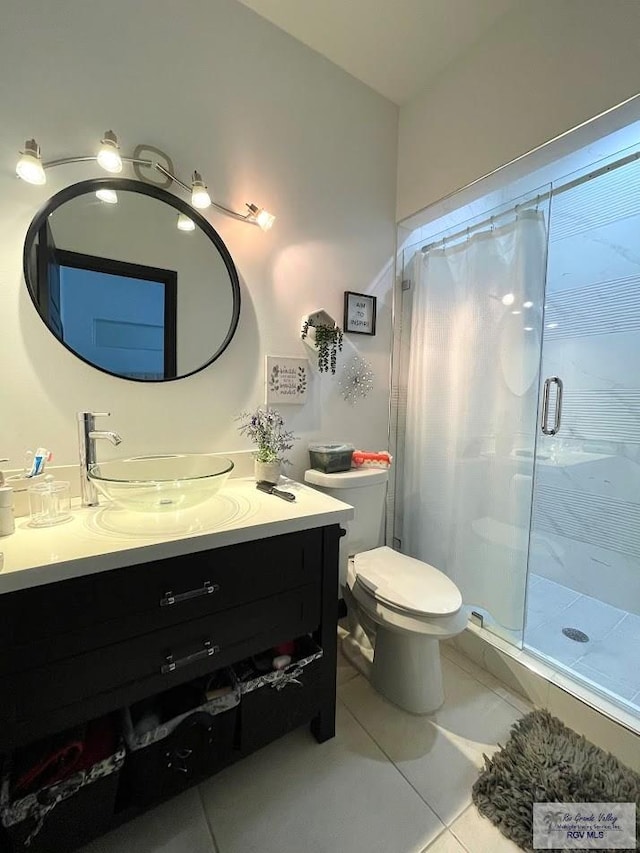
[304,468,389,589]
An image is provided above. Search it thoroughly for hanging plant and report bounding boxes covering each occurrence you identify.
[302,321,343,374]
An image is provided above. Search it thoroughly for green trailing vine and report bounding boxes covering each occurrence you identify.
[302,320,343,374]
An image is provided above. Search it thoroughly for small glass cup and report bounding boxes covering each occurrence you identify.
[28,477,71,527]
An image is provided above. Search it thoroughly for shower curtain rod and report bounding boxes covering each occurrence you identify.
[420,147,640,254]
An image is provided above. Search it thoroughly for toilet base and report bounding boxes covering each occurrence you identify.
[341,580,451,715]
[371,627,444,714]
[341,634,373,679]
[342,626,445,715]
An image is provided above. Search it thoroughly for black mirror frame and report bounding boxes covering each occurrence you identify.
[23,177,241,382]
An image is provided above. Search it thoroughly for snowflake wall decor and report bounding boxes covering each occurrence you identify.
[340,356,374,403]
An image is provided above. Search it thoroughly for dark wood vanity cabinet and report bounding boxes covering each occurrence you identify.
[0,524,340,851]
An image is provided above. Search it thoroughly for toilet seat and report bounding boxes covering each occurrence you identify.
[353,547,462,617]
[346,548,468,641]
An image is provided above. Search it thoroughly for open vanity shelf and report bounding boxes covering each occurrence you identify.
[0,524,340,853]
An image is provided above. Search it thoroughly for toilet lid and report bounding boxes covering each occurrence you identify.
[353,547,462,617]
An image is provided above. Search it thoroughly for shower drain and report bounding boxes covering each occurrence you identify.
[562,627,590,643]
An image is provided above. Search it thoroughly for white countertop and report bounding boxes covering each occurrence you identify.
[0,478,353,595]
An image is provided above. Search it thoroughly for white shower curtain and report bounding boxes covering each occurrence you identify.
[401,209,548,633]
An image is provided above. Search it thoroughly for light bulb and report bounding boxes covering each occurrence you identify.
[523,301,534,308]
[16,139,46,185]
[177,212,195,231]
[191,171,211,209]
[524,326,534,332]
[246,202,276,230]
[256,208,275,231]
[511,310,522,315]
[97,130,122,173]
[96,188,118,204]
[501,293,515,306]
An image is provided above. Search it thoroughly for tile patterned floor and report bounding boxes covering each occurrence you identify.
[80,642,530,853]
[524,575,640,709]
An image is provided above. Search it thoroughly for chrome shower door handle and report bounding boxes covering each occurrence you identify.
[541,378,552,435]
[551,376,564,435]
[541,376,564,435]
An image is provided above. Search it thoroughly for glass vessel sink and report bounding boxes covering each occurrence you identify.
[88,454,234,512]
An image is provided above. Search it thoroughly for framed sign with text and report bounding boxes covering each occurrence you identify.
[265,355,309,405]
[343,291,376,336]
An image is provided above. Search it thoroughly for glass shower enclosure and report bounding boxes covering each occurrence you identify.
[524,151,640,710]
[395,147,640,716]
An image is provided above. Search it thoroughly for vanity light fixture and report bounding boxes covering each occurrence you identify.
[176,212,196,231]
[95,188,118,204]
[15,132,276,228]
[154,164,276,228]
[96,130,123,173]
[16,139,46,185]
[190,171,211,209]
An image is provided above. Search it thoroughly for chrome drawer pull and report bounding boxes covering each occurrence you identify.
[160,581,220,608]
[161,640,220,674]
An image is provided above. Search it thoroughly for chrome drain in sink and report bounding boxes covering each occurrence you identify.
[562,627,589,643]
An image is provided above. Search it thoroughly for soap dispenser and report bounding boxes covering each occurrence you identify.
[0,460,15,537]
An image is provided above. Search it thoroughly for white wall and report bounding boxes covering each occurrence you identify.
[0,0,397,480]
[397,0,640,221]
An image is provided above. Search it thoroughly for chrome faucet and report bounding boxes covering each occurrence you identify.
[77,412,123,507]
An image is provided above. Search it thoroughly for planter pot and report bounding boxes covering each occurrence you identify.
[255,460,281,485]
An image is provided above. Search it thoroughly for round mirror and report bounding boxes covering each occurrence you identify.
[23,178,241,381]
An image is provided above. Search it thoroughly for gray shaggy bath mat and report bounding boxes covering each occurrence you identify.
[472,709,640,852]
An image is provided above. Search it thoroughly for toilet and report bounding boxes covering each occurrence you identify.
[304,467,467,714]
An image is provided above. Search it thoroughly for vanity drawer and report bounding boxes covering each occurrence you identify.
[4,583,320,746]
[0,528,323,674]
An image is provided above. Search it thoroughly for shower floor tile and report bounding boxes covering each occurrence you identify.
[525,622,586,668]
[572,661,639,702]
[525,574,640,712]
[577,639,640,693]
[557,595,626,642]
[525,576,581,632]
[609,611,640,644]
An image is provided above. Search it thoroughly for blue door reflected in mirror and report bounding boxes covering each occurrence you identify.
[59,265,172,380]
